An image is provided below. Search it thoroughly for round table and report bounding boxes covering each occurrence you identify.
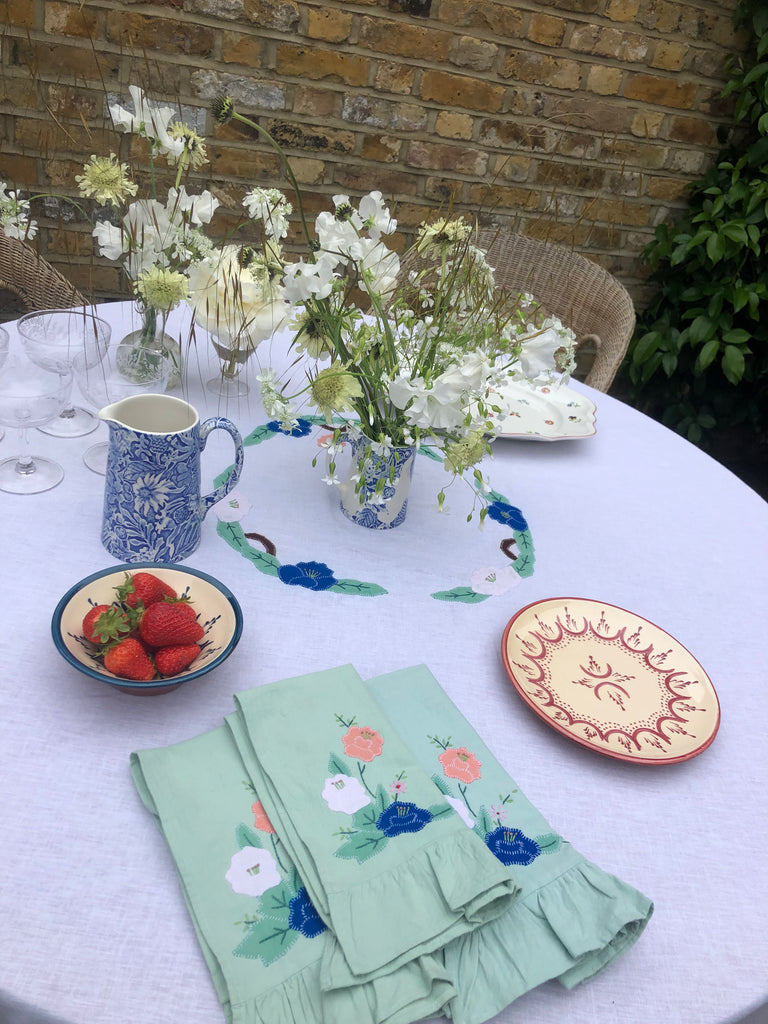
[1,302,767,1024]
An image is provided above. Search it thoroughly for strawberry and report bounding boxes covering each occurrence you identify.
[154,643,201,677]
[116,571,177,610]
[82,604,133,645]
[139,601,205,647]
[103,637,156,681]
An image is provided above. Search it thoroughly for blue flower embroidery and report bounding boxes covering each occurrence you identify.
[278,561,338,591]
[288,886,327,938]
[376,801,433,837]
[485,826,541,866]
[267,418,313,437]
[487,501,528,531]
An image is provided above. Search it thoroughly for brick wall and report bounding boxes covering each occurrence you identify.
[0,0,746,308]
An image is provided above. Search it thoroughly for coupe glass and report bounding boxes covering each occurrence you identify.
[17,308,111,437]
[74,342,173,475]
[0,354,73,494]
[0,325,9,442]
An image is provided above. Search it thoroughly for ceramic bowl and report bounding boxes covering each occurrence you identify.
[51,562,243,695]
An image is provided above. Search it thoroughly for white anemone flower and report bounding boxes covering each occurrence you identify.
[167,186,220,226]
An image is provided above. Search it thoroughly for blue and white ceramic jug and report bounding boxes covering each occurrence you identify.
[99,394,244,563]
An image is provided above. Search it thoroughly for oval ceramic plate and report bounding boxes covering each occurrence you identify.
[491,380,596,440]
[501,598,720,764]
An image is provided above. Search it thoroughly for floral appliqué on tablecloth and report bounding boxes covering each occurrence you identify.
[428,735,562,866]
[214,418,535,602]
[227,788,326,965]
[325,714,453,864]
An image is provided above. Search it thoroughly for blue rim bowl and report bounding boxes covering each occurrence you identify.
[51,562,243,695]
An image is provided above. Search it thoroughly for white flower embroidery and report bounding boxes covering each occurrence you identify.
[321,774,371,814]
[444,795,475,829]
[216,490,251,523]
[470,565,521,596]
[225,846,281,897]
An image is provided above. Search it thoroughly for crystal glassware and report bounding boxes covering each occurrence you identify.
[73,342,173,475]
[17,308,111,438]
[0,353,73,494]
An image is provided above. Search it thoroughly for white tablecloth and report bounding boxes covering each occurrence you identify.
[1,303,767,1024]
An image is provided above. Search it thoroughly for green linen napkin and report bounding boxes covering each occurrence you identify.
[130,723,455,1024]
[364,665,654,1024]
[230,664,520,994]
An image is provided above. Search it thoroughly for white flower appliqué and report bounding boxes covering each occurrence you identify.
[322,774,371,814]
[225,846,281,897]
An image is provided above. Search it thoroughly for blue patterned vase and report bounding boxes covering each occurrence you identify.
[338,435,416,529]
[99,394,244,562]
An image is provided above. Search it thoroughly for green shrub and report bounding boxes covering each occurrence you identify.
[624,0,768,445]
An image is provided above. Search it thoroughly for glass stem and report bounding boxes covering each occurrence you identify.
[15,428,36,477]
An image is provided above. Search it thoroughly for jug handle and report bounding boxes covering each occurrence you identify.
[199,417,245,515]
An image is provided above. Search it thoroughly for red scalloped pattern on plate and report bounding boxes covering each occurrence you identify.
[501,598,720,764]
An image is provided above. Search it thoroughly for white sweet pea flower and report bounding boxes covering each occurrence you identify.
[321,774,371,814]
[355,238,400,301]
[358,191,397,240]
[444,795,475,829]
[109,85,182,159]
[225,846,281,897]
[167,186,220,226]
[92,220,125,261]
[283,259,335,302]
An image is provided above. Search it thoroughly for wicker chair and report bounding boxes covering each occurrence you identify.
[472,228,635,392]
[0,231,84,317]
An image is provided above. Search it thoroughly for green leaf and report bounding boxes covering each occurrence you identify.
[431,587,490,603]
[686,315,714,344]
[235,824,264,851]
[722,328,751,345]
[534,832,563,854]
[695,338,720,372]
[243,424,279,446]
[328,580,388,597]
[328,751,353,777]
[721,223,748,243]
[473,806,494,840]
[722,344,746,384]
[706,231,725,263]
[428,802,454,819]
[430,772,453,796]
[233,918,298,965]
[631,331,661,364]
[335,827,388,863]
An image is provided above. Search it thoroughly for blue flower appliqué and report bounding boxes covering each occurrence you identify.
[278,561,338,591]
[267,418,314,437]
[376,801,434,837]
[485,826,541,866]
[487,501,528,531]
[288,886,327,938]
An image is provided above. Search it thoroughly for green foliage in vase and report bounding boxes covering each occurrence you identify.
[624,0,768,445]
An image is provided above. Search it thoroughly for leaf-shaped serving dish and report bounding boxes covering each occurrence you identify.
[491,380,596,440]
[501,598,720,764]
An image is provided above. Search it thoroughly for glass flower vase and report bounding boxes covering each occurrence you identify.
[206,336,255,399]
[337,434,417,529]
[116,305,182,390]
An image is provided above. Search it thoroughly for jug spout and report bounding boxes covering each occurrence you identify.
[98,400,124,425]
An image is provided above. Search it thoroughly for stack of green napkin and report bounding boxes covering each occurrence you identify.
[131,664,652,1024]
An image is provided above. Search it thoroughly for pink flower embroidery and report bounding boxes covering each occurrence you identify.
[439,747,482,783]
[342,725,384,762]
[252,800,276,834]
